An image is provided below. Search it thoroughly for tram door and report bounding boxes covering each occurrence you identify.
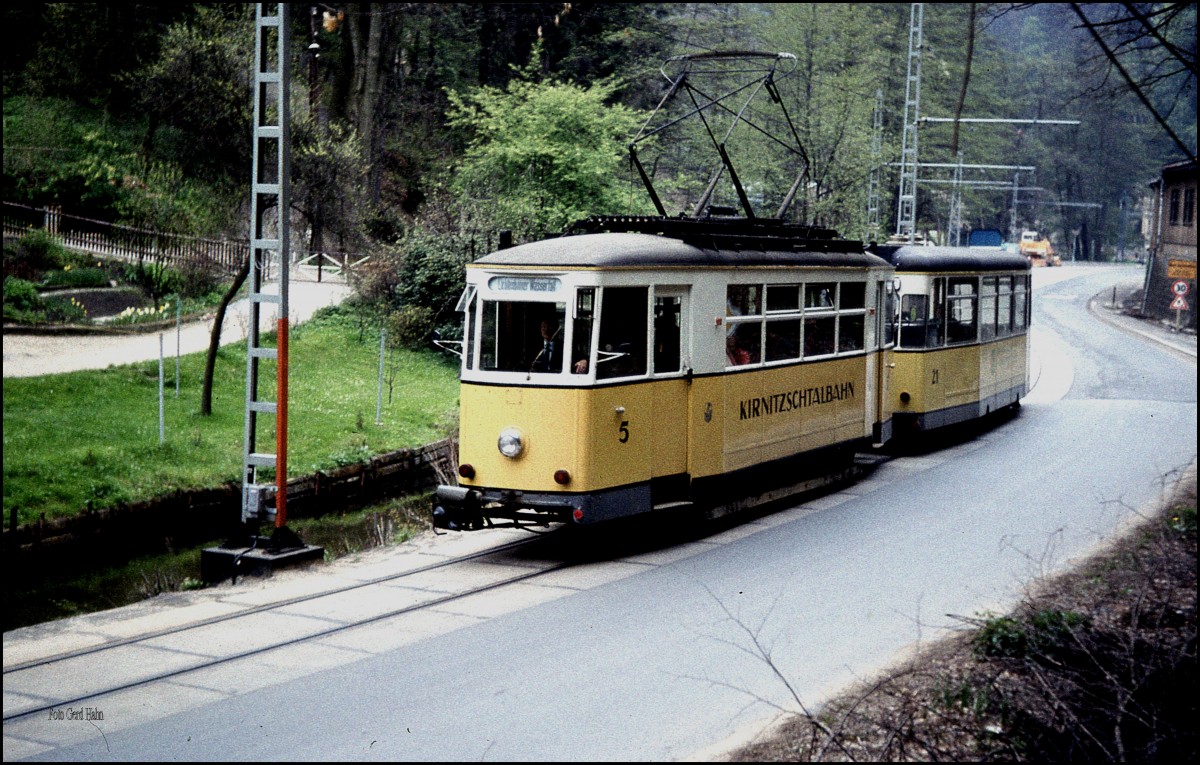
[874,279,897,443]
[650,287,690,504]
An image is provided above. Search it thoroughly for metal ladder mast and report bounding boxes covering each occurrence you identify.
[866,89,884,242]
[242,4,291,526]
[948,152,964,245]
[896,3,923,242]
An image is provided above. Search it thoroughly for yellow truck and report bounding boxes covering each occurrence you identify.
[1019,230,1060,267]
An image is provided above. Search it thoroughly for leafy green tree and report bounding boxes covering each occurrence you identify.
[292,117,371,253]
[132,4,252,185]
[751,4,900,234]
[9,3,192,112]
[445,54,650,239]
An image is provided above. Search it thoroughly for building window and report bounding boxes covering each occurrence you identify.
[1184,187,1195,226]
[1168,189,1180,225]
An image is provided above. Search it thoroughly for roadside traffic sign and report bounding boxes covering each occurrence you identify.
[1171,280,1190,296]
[1170,295,1189,310]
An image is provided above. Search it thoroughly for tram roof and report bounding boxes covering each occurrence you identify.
[870,245,1031,273]
[472,232,889,270]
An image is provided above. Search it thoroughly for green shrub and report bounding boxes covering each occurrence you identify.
[396,233,474,337]
[175,258,222,300]
[42,266,110,288]
[974,609,1088,660]
[123,261,180,301]
[4,230,68,280]
[975,614,1029,659]
[387,305,436,350]
[4,277,49,323]
[1169,503,1196,534]
[41,294,90,323]
[18,230,67,270]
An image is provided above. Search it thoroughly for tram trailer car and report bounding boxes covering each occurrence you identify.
[872,245,1032,435]
[433,218,900,530]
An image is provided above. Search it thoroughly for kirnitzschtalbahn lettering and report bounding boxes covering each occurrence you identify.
[739,382,855,420]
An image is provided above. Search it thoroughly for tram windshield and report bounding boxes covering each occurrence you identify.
[479,300,567,374]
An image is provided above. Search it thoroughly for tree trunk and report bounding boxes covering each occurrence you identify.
[950,4,977,157]
[200,254,251,416]
[346,3,390,204]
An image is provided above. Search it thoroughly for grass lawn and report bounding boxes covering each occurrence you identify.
[2,304,461,527]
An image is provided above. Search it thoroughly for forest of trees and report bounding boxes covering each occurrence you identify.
[3,3,1196,313]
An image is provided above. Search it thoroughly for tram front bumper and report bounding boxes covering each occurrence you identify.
[431,485,485,530]
[431,483,652,529]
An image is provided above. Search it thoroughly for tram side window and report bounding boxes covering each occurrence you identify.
[766,284,800,312]
[480,300,567,373]
[838,282,866,352]
[653,294,681,374]
[456,285,477,369]
[572,288,595,374]
[899,294,930,348]
[882,280,898,347]
[764,284,800,363]
[932,278,947,346]
[1013,278,1028,332]
[765,318,801,362]
[840,282,866,309]
[996,277,1013,337]
[804,316,836,357]
[597,287,648,379]
[980,277,998,341]
[946,277,978,345]
[839,314,865,353]
[726,285,762,367]
[728,284,761,316]
[726,321,762,366]
[805,283,836,309]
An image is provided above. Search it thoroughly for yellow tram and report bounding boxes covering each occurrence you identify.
[872,245,1031,435]
[433,217,898,529]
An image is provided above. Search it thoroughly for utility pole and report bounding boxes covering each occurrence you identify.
[895,3,923,242]
[205,3,322,582]
[948,152,964,246]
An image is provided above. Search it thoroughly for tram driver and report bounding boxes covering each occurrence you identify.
[530,317,563,373]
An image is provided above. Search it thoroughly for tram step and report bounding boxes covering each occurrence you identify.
[652,501,695,512]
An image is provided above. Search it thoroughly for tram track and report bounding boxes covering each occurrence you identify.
[3,461,882,729]
[3,533,569,723]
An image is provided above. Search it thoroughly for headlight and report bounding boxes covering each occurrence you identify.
[497,428,524,459]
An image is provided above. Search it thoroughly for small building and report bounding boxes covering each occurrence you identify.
[1143,159,1196,329]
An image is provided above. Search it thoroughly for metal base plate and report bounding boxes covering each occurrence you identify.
[200,538,324,584]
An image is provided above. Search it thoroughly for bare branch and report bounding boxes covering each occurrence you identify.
[1069,3,1197,162]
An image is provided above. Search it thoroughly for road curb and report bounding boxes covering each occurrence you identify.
[1087,290,1197,360]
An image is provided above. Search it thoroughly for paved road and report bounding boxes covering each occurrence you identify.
[2,278,353,378]
[3,263,1195,762]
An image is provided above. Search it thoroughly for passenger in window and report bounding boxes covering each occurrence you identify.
[726,331,751,366]
[530,318,563,373]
